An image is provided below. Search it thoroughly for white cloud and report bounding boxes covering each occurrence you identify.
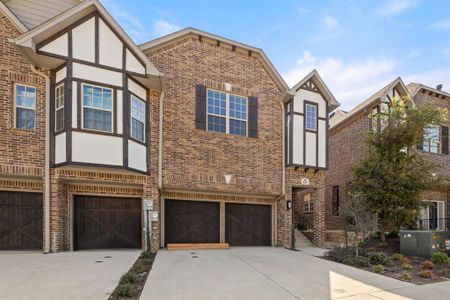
[427,18,450,30]
[283,51,398,110]
[403,69,450,91]
[323,16,339,29]
[297,5,312,15]
[152,20,181,37]
[377,0,417,16]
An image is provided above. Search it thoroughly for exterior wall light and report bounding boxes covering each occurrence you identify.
[286,200,292,210]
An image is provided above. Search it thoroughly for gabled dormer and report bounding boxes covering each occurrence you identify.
[11,0,162,174]
[285,70,339,170]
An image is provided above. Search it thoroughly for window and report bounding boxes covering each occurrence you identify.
[131,95,145,142]
[207,89,247,136]
[303,194,313,212]
[423,125,441,154]
[55,84,64,131]
[15,84,36,130]
[332,185,340,216]
[305,104,317,131]
[82,84,112,132]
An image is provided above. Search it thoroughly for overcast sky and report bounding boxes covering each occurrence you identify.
[101,0,450,111]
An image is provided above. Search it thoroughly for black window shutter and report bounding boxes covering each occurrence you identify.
[248,96,258,138]
[442,126,449,155]
[195,85,207,130]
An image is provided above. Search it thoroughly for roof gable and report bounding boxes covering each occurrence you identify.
[140,27,288,92]
[288,69,340,111]
[0,1,27,33]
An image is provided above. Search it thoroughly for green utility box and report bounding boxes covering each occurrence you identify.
[400,230,450,258]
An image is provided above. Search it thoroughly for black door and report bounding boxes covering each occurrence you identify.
[225,203,272,246]
[429,202,438,230]
[0,191,43,250]
[165,200,220,245]
[74,196,141,250]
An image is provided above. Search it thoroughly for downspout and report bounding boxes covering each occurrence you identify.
[31,65,51,254]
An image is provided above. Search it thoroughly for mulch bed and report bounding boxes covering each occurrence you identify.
[109,251,156,300]
[324,237,450,285]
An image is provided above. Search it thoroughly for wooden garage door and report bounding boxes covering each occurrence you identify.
[165,200,220,245]
[0,191,43,250]
[74,196,141,250]
[225,203,272,246]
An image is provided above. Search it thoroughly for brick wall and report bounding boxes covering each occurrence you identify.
[144,37,284,196]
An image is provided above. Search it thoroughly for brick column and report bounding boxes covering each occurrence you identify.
[313,186,325,246]
[49,169,69,252]
[143,176,160,253]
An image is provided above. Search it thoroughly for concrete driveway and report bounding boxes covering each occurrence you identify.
[141,247,450,300]
[0,250,139,300]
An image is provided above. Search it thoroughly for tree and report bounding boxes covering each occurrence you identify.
[341,191,377,256]
[348,96,447,242]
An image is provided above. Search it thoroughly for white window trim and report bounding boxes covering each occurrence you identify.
[55,83,64,132]
[423,125,441,154]
[305,103,317,131]
[303,194,314,213]
[206,88,248,136]
[130,94,145,142]
[420,200,446,230]
[81,83,114,133]
[14,83,36,130]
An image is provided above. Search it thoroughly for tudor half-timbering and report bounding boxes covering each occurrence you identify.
[0,0,162,253]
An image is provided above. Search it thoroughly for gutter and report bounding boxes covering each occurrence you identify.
[30,65,51,254]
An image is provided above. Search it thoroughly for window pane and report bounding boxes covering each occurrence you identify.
[423,125,441,153]
[207,89,226,116]
[207,115,226,133]
[16,108,35,129]
[229,119,247,136]
[131,119,144,141]
[230,95,247,120]
[56,109,64,131]
[305,104,317,130]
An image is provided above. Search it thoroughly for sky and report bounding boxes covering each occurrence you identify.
[101,0,450,111]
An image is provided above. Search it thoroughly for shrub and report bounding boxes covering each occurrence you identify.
[400,257,411,265]
[325,247,355,263]
[432,252,449,264]
[119,272,136,285]
[367,252,392,266]
[113,284,133,297]
[351,256,371,267]
[386,231,399,238]
[392,253,404,261]
[401,272,412,281]
[373,264,385,273]
[131,261,148,274]
[378,242,388,248]
[421,260,435,270]
[419,270,433,279]
[140,251,152,259]
[402,263,413,270]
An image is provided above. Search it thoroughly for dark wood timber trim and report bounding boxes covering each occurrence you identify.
[289,99,293,165]
[50,69,56,166]
[113,89,117,134]
[66,59,73,163]
[72,78,123,90]
[77,81,81,128]
[94,15,99,64]
[122,44,129,168]
[71,128,122,137]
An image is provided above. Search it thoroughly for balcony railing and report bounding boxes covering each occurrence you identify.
[418,218,449,231]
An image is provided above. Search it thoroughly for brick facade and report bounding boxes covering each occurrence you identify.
[325,86,450,240]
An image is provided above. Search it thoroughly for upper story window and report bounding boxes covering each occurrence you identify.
[303,194,313,212]
[82,84,112,133]
[207,89,247,136]
[55,84,65,132]
[131,95,145,142]
[305,104,317,131]
[423,125,441,154]
[15,84,36,130]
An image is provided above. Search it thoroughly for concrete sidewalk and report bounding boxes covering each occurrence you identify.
[0,250,139,300]
[141,247,450,300]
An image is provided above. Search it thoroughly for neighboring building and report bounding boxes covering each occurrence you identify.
[324,77,450,243]
[0,0,338,252]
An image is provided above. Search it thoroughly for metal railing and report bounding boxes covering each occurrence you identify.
[418,218,449,231]
[295,212,314,242]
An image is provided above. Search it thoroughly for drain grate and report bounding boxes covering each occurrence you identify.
[104,256,111,258]
[192,256,198,258]
[95,260,103,263]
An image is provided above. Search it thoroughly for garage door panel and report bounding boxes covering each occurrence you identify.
[225,203,271,246]
[74,196,141,250]
[0,191,43,250]
[165,200,220,245]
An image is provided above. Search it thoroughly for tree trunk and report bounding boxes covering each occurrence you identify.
[379,221,386,242]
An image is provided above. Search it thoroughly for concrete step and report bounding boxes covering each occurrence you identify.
[294,230,314,249]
